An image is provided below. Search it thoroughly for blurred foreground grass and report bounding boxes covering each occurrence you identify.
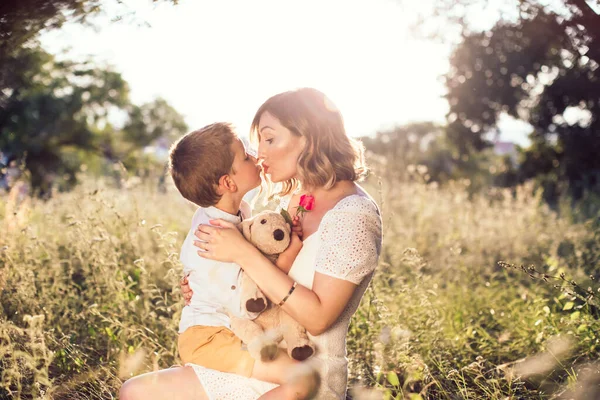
[1,173,599,399]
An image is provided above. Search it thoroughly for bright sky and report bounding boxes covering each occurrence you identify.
[40,0,530,145]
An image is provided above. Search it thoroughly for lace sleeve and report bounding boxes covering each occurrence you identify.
[314,196,382,285]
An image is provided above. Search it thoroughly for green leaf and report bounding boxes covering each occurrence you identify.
[387,371,400,387]
[563,301,575,311]
[408,394,424,400]
[280,209,293,226]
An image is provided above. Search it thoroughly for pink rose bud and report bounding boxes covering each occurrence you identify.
[299,194,315,211]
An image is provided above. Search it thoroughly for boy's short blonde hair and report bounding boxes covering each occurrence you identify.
[168,123,237,207]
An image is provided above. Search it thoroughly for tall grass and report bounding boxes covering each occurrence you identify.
[1,173,598,399]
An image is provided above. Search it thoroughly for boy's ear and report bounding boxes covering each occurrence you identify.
[218,174,237,193]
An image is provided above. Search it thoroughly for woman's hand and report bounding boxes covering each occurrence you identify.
[193,219,255,264]
[180,274,193,306]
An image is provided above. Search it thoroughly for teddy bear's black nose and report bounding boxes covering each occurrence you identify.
[273,229,285,241]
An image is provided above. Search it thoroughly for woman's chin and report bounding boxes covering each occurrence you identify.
[269,173,297,184]
[268,174,282,183]
[265,170,295,184]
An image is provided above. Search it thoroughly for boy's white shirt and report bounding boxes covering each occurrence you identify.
[178,204,250,334]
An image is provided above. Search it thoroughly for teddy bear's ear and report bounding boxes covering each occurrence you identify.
[238,219,253,241]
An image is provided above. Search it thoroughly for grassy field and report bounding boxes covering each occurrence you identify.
[1,172,599,399]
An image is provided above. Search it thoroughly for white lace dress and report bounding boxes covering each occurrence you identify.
[188,194,382,399]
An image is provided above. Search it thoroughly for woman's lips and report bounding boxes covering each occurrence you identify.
[262,164,270,174]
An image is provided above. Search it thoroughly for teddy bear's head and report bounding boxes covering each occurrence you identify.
[238,211,291,256]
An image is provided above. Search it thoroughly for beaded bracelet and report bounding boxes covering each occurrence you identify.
[277,281,297,307]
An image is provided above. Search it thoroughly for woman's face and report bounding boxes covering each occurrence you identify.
[257,112,306,183]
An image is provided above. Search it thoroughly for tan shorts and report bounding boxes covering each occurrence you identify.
[178,325,255,377]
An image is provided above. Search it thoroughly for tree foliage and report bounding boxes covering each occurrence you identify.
[0,44,187,194]
[442,0,600,200]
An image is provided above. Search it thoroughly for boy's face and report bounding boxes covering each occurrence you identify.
[229,138,261,194]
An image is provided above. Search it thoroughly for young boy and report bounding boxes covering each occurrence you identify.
[169,123,311,399]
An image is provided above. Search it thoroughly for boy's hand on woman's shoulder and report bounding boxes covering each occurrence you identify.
[291,216,303,239]
[286,216,304,256]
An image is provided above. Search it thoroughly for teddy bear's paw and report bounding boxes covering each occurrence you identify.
[245,297,267,313]
[291,344,315,361]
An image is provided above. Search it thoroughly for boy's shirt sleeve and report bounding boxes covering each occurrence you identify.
[180,207,210,274]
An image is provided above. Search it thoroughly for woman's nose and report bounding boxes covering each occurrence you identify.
[257,144,266,160]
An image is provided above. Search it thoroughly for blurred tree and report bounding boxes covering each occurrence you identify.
[1,1,100,60]
[0,44,130,195]
[439,0,600,200]
[362,122,444,181]
[0,44,186,195]
[122,98,188,148]
[0,0,178,91]
[362,122,506,194]
[104,98,188,187]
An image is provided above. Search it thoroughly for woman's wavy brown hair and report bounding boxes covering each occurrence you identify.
[250,88,367,197]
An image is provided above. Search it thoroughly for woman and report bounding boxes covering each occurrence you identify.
[120,88,382,400]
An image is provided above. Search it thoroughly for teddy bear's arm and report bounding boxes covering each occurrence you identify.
[240,271,268,317]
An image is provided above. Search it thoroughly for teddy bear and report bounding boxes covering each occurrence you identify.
[228,210,317,364]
